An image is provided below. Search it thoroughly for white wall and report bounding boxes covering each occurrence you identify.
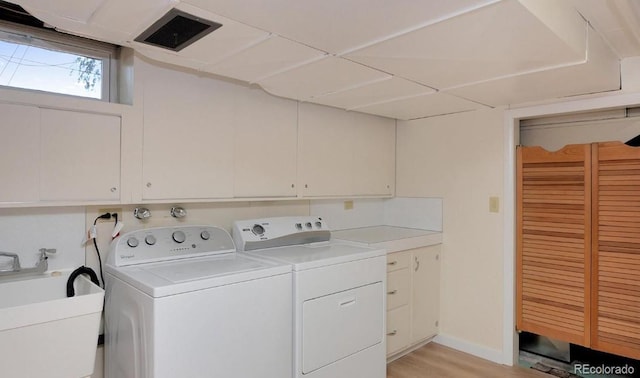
[0,207,85,271]
[309,197,442,231]
[396,108,505,359]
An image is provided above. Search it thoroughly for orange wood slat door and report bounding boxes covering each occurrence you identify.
[517,144,591,346]
[592,142,640,359]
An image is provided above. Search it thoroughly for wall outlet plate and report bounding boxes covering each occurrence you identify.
[489,197,499,213]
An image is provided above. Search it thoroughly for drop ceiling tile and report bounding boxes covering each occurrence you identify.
[351,92,488,120]
[311,77,435,110]
[202,36,326,83]
[257,57,391,100]
[90,0,177,38]
[130,3,269,66]
[17,0,137,44]
[346,0,587,89]
[569,0,640,58]
[183,0,496,54]
[445,28,620,106]
[18,0,104,22]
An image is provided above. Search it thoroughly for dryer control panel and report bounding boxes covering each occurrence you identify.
[233,216,330,251]
[107,225,235,267]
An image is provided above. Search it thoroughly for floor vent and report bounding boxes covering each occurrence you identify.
[134,8,222,51]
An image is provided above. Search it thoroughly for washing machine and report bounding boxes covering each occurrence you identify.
[233,216,387,378]
[104,225,292,378]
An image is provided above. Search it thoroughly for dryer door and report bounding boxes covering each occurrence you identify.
[301,281,383,373]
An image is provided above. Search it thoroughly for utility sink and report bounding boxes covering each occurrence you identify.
[0,271,104,378]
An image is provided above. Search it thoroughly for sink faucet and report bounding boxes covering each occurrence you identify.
[0,251,20,272]
[0,248,56,277]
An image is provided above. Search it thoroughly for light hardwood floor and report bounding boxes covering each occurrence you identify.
[387,343,547,378]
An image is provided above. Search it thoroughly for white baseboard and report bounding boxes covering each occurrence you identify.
[433,334,504,365]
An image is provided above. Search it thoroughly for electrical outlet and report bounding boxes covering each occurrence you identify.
[489,197,499,213]
[344,200,354,210]
[98,208,122,216]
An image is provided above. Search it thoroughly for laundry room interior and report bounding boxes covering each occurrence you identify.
[1,1,640,377]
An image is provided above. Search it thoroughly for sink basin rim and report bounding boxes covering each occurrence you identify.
[0,271,104,332]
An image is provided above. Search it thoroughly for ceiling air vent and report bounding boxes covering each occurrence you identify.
[135,9,222,52]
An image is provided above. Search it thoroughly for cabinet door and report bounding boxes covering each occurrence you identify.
[234,89,297,197]
[298,103,396,197]
[351,112,395,196]
[298,103,352,196]
[0,104,39,203]
[411,245,440,343]
[40,109,120,201]
[141,64,235,200]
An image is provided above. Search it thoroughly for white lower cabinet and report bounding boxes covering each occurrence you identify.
[386,245,440,358]
[411,246,441,343]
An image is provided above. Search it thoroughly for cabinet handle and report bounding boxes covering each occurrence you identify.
[387,290,397,295]
[387,261,397,266]
[339,297,356,307]
[415,256,420,272]
[387,330,397,336]
[110,187,117,192]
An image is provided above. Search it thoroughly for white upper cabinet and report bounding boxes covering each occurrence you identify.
[141,63,236,200]
[234,89,298,198]
[0,104,39,203]
[40,109,121,201]
[0,104,120,204]
[140,61,301,200]
[298,103,395,197]
[350,112,396,196]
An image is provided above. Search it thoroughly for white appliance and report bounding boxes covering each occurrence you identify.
[104,225,292,378]
[233,216,387,378]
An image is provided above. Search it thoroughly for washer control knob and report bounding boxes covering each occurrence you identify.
[252,224,265,235]
[305,222,312,229]
[145,235,156,245]
[295,223,302,230]
[172,230,186,244]
[127,237,139,248]
[315,221,322,228]
[201,230,211,240]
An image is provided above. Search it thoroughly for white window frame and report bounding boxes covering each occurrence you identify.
[0,20,117,102]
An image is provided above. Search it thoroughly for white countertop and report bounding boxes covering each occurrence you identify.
[332,226,442,253]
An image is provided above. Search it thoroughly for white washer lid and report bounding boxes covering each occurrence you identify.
[105,253,290,297]
[245,242,386,271]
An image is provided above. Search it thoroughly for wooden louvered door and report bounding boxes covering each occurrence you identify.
[592,141,640,359]
[517,144,591,346]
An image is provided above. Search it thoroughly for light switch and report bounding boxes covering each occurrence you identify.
[344,200,354,210]
[489,197,499,213]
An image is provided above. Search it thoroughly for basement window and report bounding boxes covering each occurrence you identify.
[0,22,117,101]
